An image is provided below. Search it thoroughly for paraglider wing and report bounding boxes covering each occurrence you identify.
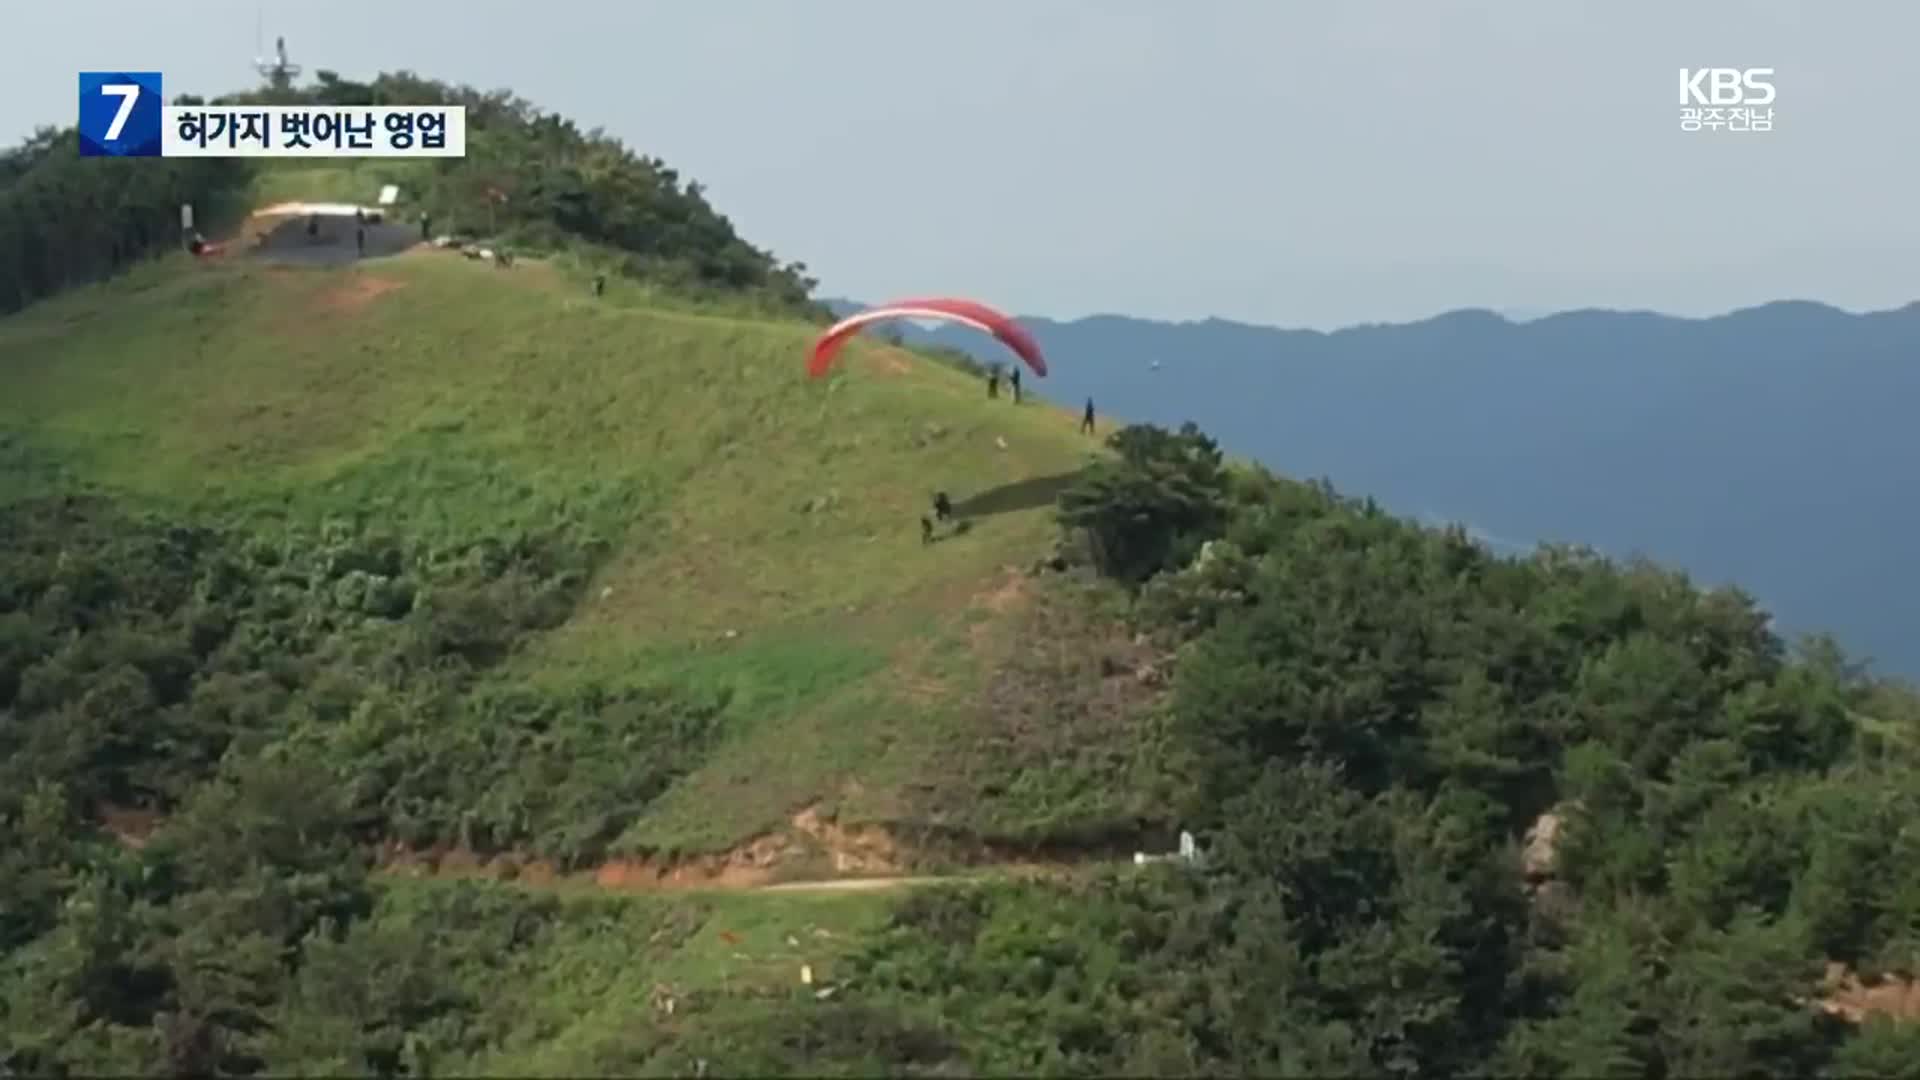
[808,297,1047,379]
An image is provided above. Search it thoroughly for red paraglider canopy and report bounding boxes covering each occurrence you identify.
[808,297,1048,379]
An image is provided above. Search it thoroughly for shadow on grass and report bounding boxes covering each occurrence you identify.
[924,520,976,545]
[950,467,1094,520]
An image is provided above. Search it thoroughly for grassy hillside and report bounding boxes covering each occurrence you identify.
[0,226,1189,1071]
[12,95,1920,1073]
[0,242,1170,858]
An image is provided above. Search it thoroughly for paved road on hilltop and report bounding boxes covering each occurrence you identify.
[247,208,418,266]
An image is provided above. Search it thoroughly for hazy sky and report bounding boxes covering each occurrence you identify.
[9,1,1914,328]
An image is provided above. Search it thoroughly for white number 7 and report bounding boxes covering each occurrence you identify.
[101,83,141,141]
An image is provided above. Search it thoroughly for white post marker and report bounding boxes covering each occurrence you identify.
[378,184,400,206]
[1134,829,1202,868]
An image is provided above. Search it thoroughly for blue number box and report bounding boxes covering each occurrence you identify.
[78,72,163,157]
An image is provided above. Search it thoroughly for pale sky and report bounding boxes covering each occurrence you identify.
[9,1,1915,328]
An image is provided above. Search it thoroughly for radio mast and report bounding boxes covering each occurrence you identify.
[254,33,302,91]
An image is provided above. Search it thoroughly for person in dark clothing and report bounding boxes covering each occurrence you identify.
[987,369,1000,398]
[1080,397,1096,435]
[1009,367,1022,403]
[355,226,366,256]
[932,491,953,522]
[592,274,607,297]
[306,214,320,241]
[920,516,934,544]
[419,212,432,241]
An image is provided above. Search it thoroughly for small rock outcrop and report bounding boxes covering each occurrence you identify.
[1521,809,1566,884]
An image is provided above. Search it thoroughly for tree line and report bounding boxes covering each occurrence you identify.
[801,421,1920,1076]
[10,64,1920,1073]
[0,128,250,316]
[1,69,826,320]
[238,69,827,318]
[9,423,1920,1073]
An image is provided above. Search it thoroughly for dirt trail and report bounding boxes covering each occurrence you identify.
[375,801,1132,897]
[1818,963,1920,1024]
[757,876,950,892]
[96,795,1110,896]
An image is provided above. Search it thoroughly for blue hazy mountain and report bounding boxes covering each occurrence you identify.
[825,298,1920,679]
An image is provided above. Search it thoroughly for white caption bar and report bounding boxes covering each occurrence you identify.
[160,105,467,158]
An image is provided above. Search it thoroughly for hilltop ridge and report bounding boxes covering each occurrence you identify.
[7,73,1920,1077]
[829,296,1914,336]
[853,293,1920,678]
[0,240,1143,853]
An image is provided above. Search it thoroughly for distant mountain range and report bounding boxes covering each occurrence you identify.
[826,297,1920,679]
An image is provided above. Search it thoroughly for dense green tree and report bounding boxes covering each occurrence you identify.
[12,78,1920,1066]
[0,139,249,315]
[1058,422,1229,583]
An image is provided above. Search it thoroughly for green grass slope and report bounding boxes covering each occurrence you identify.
[0,242,1145,859]
[17,213,1920,1077]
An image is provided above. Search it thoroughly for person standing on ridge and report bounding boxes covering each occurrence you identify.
[1080,397,1096,435]
[1009,366,1022,404]
[987,367,1000,399]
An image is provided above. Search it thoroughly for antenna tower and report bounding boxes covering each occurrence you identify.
[254,34,302,91]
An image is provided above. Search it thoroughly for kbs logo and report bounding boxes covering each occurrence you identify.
[1679,68,1774,105]
[1678,68,1775,133]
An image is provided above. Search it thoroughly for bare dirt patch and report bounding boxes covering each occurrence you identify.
[98,803,161,849]
[376,803,904,893]
[976,572,1030,615]
[791,804,905,874]
[107,792,1123,898]
[760,876,948,892]
[374,799,1124,896]
[314,274,406,315]
[968,567,1034,653]
[1819,963,1920,1024]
